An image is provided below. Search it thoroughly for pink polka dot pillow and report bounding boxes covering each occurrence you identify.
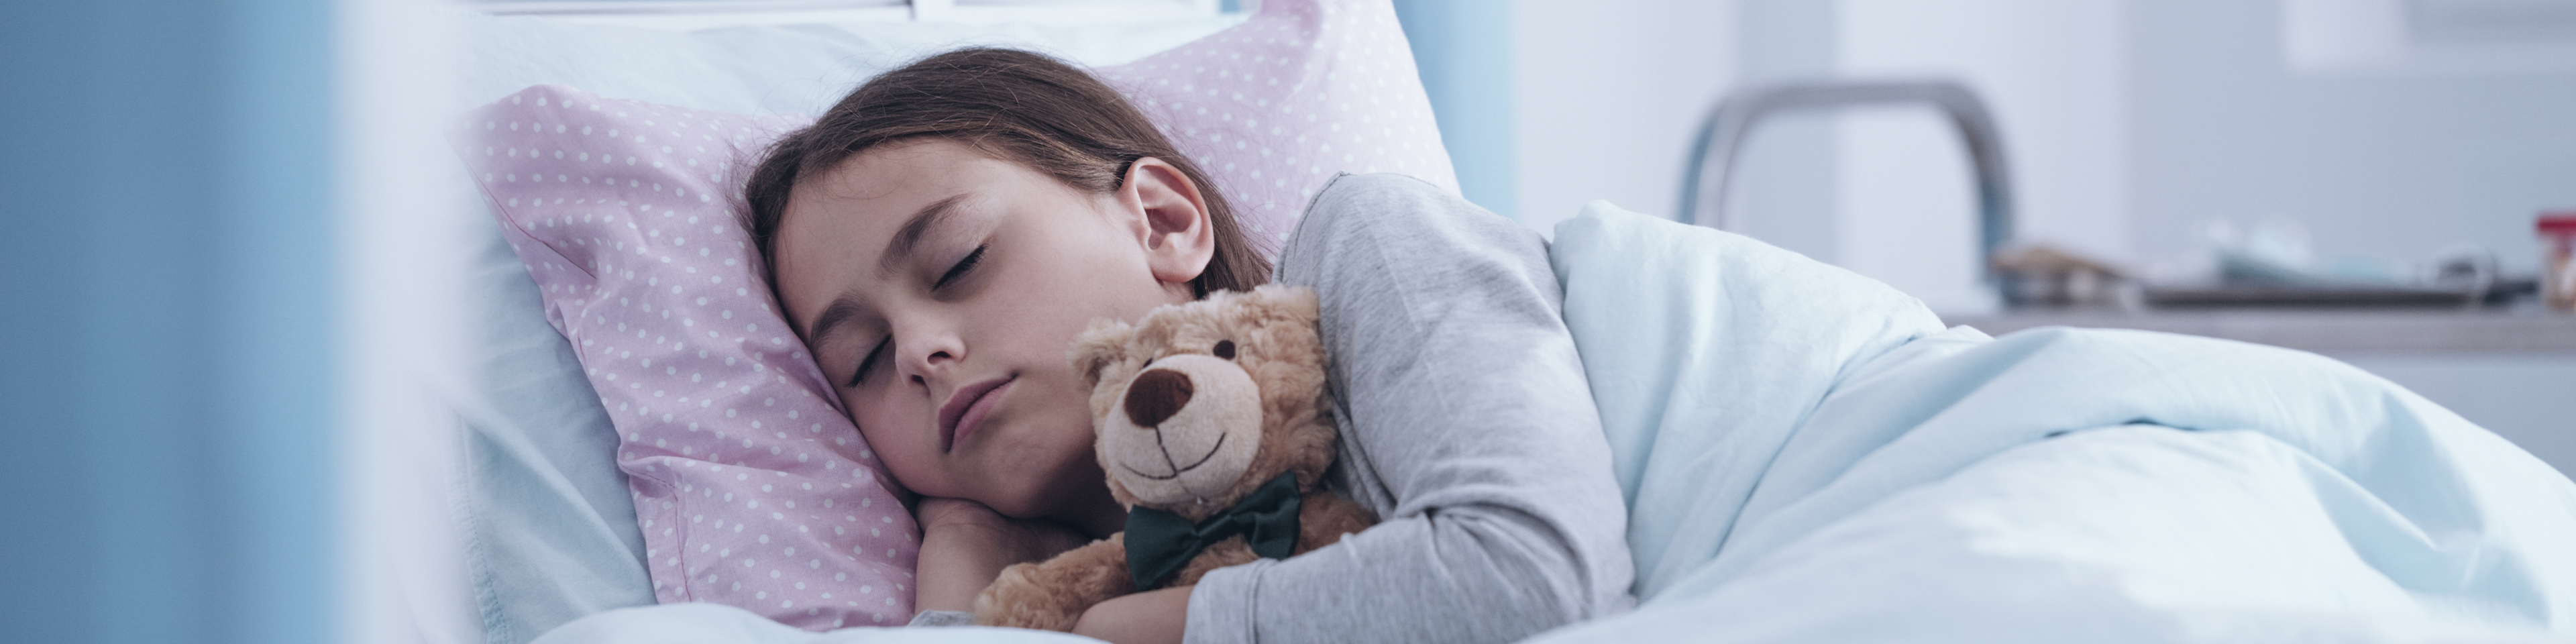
[460,85,918,630]
[1097,0,1459,255]
[453,0,1452,631]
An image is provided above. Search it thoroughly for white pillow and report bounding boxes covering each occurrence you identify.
[453,11,1247,117]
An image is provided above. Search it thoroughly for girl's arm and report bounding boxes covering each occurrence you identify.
[1179,174,1638,644]
[1073,585,1189,644]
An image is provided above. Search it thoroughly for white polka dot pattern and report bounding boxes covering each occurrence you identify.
[460,85,916,631]
[1097,0,1460,257]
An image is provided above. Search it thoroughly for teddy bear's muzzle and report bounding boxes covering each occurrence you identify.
[1124,368,1195,428]
[1101,353,1264,506]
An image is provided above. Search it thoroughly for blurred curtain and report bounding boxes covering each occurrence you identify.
[1393,0,1515,219]
[0,1,337,643]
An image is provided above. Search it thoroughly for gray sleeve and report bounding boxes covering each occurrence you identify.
[1184,174,1636,644]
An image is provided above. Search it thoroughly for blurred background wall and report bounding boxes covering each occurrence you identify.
[1446,0,2576,310]
[2131,0,2576,284]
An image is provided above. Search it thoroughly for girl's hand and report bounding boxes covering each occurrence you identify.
[1073,585,1190,644]
[912,497,1091,613]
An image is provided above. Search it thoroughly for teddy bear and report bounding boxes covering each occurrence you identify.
[971,284,1380,631]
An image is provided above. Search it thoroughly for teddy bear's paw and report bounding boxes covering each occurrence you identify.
[971,562,1087,631]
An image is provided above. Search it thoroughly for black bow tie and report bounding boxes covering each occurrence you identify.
[1124,472,1303,590]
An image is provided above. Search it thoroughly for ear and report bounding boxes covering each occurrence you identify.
[1116,157,1218,288]
[1068,318,1136,390]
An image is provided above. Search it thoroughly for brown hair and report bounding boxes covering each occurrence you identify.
[744,48,1271,302]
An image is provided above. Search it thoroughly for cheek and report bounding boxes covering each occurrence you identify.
[968,282,1102,382]
[976,411,1111,518]
[976,252,1155,366]
[849,390,950,496]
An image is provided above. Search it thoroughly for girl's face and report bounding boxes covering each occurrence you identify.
[770,138,1215,525]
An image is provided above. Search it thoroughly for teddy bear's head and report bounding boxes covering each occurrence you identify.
[1068,284,1336,523]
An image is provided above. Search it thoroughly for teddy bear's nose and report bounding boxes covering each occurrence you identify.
[1124,368,1195,428]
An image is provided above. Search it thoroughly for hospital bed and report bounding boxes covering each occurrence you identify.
[409,1,2576,643]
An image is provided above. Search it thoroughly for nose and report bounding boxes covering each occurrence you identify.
[888,317,963,386]
[1123,368,1195,427]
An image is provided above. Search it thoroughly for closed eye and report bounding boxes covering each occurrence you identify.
[847,244,981,387]
[847,337,890,388]
[934,244,985,290]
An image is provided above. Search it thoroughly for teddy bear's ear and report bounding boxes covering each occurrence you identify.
[1248,284,1322,326]
[1068,318,1137,389]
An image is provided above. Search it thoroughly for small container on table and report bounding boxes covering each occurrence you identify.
[2542,212,2576,311]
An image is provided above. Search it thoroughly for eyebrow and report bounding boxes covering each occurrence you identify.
[804,297,869,350]
[796,194,969,348]
[881,194,969,277]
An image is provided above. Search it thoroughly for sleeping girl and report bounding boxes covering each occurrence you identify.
[744,48,1634,644]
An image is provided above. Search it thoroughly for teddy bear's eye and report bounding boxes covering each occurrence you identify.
[1212,339,1236,360]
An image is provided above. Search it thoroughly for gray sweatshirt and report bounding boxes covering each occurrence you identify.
[1182,174,1636,643]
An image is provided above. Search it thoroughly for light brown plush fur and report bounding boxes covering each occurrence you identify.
[971,285,1379,631]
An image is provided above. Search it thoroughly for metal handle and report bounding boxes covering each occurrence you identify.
[1676,79,2016,282]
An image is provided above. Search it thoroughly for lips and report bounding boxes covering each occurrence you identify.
[938,376,1014,453]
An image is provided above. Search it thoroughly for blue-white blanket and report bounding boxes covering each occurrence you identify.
[1538,202,2576,643]
[534,203,2576,643]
